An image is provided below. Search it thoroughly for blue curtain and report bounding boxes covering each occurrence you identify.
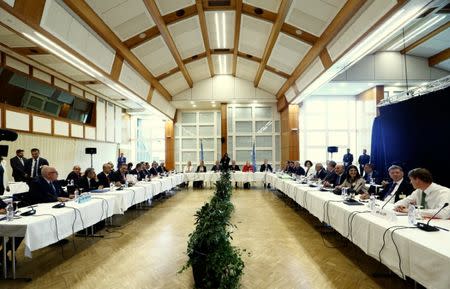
[370,86,450,187]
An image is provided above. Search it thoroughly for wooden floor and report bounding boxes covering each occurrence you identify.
[1,188,414,289]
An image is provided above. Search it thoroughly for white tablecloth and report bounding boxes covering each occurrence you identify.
[268,173,450,289]
[183,171,269,184]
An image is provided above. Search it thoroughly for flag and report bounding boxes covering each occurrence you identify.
[200,139,204,162]
[251,140,256,172]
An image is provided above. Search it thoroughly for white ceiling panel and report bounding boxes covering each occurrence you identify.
[186,58,211,82]
[409,28,450,58]
[243,0,281,13]
[160,71,189,95]
[86,0,154,41]
[132,35,177,76]
[258,70,286,95]
[236,57,259,81]
[168,16,205,59]
[268,33,310,74]
[154,0,195,15]
[212,54,232,75]
[238,15,272,58]
[286,0,346,36]
[436,59,450,72]
[87,83,124,100]
[0,25,34,47]
[205,11,235,49]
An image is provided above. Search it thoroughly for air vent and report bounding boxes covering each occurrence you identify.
[254,7,263,15]
[214,48,231,52]
[176,9,185,17]
[246,54,253,58]
[192,55,199,60]
[208,0,231,6]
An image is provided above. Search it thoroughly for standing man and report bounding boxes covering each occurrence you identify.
[25,148,49,180]
[10,149,28,182]
[220,153,230,171]
[343,148,353,168]
[117,152,126,170]
[358,149,370,174]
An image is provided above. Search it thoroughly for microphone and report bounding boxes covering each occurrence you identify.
[416,203,449,232]
[381,191,397,209]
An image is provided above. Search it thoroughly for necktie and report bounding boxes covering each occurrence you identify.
[50,182,56,196]
[420,190,427,209]
[384,182,397,199]
[20,158,24,166]
[337,175,341,185]
[32,159,38,177]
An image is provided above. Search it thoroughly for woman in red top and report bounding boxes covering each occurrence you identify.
[242,161,253,189]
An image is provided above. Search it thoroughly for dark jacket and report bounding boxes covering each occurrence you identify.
[315,169,327,180]
[259,164,272,172]
[157,166,168,174]
[363,170,380,184]
[110,170,126,184]
[295,166,306,176]
[130,169,146,181]
[66,171,81,183]
[10,156,28,182]
[220,156,230,170]
[324,171,337,184]
[196,165,207,173]
[379,178,414,202]
[230,165,240,172]
[77,176,100,192]
[211,165,221,172]
[28,176,67,204]
[149,167,158,176]
[25,157,49,178]
[343,153,354,166]
[97,172,111,188]
[333,173,346,187]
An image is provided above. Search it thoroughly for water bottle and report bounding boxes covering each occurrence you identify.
[369,194,375,210]
[125,180,129,188]
[74,188,79,201]
[342,187,348,200]
[6,203,14,221]
[110,182,115,191]
[408,205,416,225]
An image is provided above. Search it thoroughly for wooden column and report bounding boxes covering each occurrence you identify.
[165,120,175,170]
[358,85,384,116]
[280,105,299,166]
[221,103,228,155]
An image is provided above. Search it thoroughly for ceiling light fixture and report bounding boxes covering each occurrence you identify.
[292,1,429,104]
[387,15,445,51]
[215,13,221,48]
[222,12,226,49]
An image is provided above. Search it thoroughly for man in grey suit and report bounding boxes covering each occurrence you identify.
[10,149,28,182]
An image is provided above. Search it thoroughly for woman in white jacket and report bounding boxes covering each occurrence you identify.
[183,161,194,187]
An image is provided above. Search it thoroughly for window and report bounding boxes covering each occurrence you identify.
[136,118,165,163]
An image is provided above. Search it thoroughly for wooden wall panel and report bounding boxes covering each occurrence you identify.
[280,105,299,166]
[221,103,227,155]
[165,120,175,170]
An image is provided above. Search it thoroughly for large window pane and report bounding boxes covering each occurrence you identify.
[203,151,214,162]
[182,151,197,162]
[216,112,221,135]
[306,132,326,146]
[236,136,252,147]
[182,138,196,149]
[305,115,326,130]
[305,147,327,163]
[182,125,196,137]
[256,150,272,162]
[227,107,233,133]
[235,107,252,119]
[256,136,272,147]
[199,112,214,123]
[235,121,252,133]
[255,121,272,133]
[327,117,348,130]
[181,112,196,123]
[328,131,348,146]
[274,120,280,133]
[236,150,252,162]
[199,125,214,136]
[255,107,272,119]
[275,135,280,160]
[228,136,233,156]
[202,138,214,149]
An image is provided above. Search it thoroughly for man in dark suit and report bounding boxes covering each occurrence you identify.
[220,153,230,171]
[149,161,159,177]
[28,166,70,205]
[110,164,128,186]
[294,161,306,176]
[130,163,146,181]
[230,160,240,188]
[333,164,346,187]
[314,163,327,180]
[358,149,370,174]
[117,153,126,170]
[97,163,112,188]
[10,149,28,182]
[77,168,100,192]
[323,161,337,186]
[66,165,81,184]
[24,148,49,180]
[259,159,272,172]
[211,160,221,172]
[157,162,168,174]
[142,162,151,176]
[362,163,380,184]
[343,148,353,168]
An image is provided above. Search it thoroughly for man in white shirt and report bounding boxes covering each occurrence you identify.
[25,148,49,180]
[394,168,450,219]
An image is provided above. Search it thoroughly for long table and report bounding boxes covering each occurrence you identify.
[183,171,267,184]
[266,173,450,289]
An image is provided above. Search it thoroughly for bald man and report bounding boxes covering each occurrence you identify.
[28,166,70,204]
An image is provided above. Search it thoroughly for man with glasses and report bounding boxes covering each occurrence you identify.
[28,166,70,204]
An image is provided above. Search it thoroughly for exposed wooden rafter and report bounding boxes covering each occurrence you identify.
[62,0,172,101]
[276,0,367,99]
[428,47,450,66]
[319,49,333,69]
[110,54,124,81]
[400,21,450,54]
[232,0,242,76]
[143,0,194,88]
[253,0,293,87]
[195,0,215,77]
[123,5,198,49]
[237,51,289,78]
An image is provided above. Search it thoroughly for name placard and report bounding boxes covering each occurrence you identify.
[371,208,397,222]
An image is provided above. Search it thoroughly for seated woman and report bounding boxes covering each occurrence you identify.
[242,161,254,189]
[194,160,207,189]
[336,165,368,195]
[304,160,314,178]
[183,161,194,187]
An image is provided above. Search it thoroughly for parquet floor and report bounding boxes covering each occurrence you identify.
[0,188,413,289]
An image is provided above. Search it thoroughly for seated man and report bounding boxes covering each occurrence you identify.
[130,163,146,181]
[394,168,450,219]
[362,163,380,184]
[313,163,327,180]
[361,165,413,202]
[259,159,272,172]
[323,161,337,185]
[28,166,70,204]
[211,160,221,172]
[157,162,168,174]
[110,163,128,186]
[77,168,101,192]
[66,165,81,184]
[97,163,112,188]
[332,164,346,187]
[194,160,207,189]
[143,162,151,176]
[293,161,306,176]
[149,161,159,177]
[230,160,240,188]
[287,161,296,174]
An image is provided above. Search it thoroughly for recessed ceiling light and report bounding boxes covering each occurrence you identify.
[295,29,302,35]
[193,104,197,108]
[138,33,146,39]
[212,104,216,107]
[394,82,401,86]
[232,100,236,103]
[253,100,257,103]
[190,101,194,104]
[211,101,216,104]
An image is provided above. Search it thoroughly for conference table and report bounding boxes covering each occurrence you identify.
[266,173,450,289]
[0,173,185,279]
[183,171,267,185]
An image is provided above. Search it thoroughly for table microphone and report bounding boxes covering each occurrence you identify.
[381,191,397,209]
[416,203,449,232]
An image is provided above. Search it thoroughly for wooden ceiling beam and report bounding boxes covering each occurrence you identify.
[236,51,289,79]
[10,46,48,55]
[319,49,333,69]
[62,0,172,101]
[400,21,450,54]
[276,0,367,99]
[254,0,292,87]
[144,0,194,88]
[196,0,215,77]
[232,0,242,76]
[428,47,450,66]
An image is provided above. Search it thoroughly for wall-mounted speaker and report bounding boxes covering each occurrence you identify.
[85,147,97,154]
[327,146,338,153]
